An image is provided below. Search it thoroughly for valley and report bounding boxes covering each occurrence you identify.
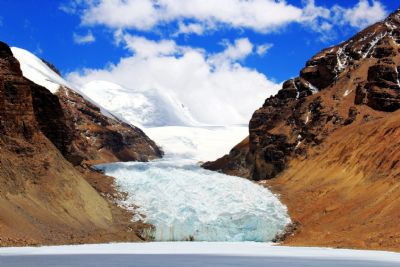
[1,3,400,266]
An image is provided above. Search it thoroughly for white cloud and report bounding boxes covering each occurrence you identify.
[334,0,387,29]
[67,35,280,125]
[81,0,158,30]
[209,38,254,66]
[73,31,96,44]
[64,0,388,37]
[69,0,303,33]
[175,22,205,36]
[122,35,181,57]
[256,43,273,56]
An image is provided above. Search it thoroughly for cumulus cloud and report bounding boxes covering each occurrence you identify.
[175,22,205,36]
[64,0,388,36]
[122,35,182,57]
[333,0,387,29]
[73,31,96,44]
[66,0,302,33]
[67,35,280,125]
[209,38,254,66]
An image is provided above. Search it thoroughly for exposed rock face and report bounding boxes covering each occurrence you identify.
[203,9,400,251]
[0,42,36,139]
[204,9,400,180]
[55,87,162,165]
[31,84,73,158]
[0,41,154,246]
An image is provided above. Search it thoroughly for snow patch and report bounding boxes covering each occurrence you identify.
[395,66,400,88]
[335,44,350,74]
[362,32,387,58]
[292,79,300,99]
[305,111,311,124]
[306,81,318,94]
[343,89,353,97]
[385,21,397,31]
[295,141,302,149]
[11,47,72,93]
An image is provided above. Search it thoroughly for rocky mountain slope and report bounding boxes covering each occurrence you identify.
[204,9,400,250]
[11,47,162,165]
[0,41,160,246]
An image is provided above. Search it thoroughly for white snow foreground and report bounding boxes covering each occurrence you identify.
[1,242,400,267]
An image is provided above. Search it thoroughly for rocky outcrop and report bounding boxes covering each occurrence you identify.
[0,41,154,246]
[204,8,400,180]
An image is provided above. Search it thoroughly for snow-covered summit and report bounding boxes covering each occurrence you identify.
[80,80,198,127]
[11,47,198,128]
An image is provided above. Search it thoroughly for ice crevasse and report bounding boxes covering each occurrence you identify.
[98,158,291,242]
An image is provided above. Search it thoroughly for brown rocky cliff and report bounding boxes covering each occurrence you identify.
[11,45,162,166]
[204,9,400,250]
[55,87,162,165]
[204,8,400,180]
[0,42,36,139]
[0,41,151,246]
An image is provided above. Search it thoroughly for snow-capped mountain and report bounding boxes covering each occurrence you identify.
[10,46,161,164]
[80,80,198,127]
[12,46,198,128]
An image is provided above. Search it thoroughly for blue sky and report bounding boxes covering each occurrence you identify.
[0,0,396,81]
[0,1,398,124]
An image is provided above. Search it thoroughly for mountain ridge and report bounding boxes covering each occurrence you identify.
[203,8,400,251]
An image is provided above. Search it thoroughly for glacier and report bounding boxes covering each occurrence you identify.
[98,159,290,242]
[97,126,291,242]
